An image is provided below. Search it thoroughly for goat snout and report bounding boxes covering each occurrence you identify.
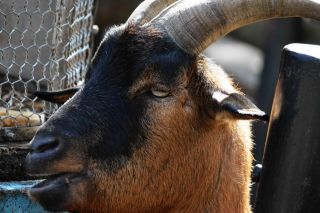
[25,134,65,176]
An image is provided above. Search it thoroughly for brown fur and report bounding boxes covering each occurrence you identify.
[72,59,254,212]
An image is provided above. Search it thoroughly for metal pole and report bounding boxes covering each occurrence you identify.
[255,44,320,213]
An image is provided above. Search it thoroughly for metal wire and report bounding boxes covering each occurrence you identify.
[0,0,95,128]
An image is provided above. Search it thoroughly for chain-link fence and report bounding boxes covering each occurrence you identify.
[0,0,95,128]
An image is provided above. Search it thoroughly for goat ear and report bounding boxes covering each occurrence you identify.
[34,88,80,104]
[208,92,269,122]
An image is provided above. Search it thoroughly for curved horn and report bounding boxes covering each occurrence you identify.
[127,0,179,25]
[150,0,320,54]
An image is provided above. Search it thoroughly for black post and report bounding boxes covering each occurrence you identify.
[255,44,320,213]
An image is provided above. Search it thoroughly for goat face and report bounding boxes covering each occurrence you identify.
[25,23,265,212]
[25,25,199,211]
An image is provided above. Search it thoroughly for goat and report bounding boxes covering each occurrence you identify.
[25,0,320,212]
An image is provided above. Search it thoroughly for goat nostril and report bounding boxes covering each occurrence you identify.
[31,136,60,154]
[35,141,59,153]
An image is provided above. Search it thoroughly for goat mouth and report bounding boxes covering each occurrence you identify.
[28,173,87,211]
[29,173,86,197]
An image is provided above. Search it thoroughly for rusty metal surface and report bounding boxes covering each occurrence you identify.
[0,127,34,181]
[0,144,30,181]
[255,44,320,213]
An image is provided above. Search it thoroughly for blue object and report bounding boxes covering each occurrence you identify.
[0,181,48,213]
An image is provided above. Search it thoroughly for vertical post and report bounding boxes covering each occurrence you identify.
[255,44,320,213]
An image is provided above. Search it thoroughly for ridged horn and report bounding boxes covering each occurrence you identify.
[150,0,320,54]
[127,0,179,25]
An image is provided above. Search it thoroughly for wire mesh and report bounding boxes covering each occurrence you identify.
[0,0,95,128]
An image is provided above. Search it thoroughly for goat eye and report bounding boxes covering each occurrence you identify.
[150,88,170,98]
